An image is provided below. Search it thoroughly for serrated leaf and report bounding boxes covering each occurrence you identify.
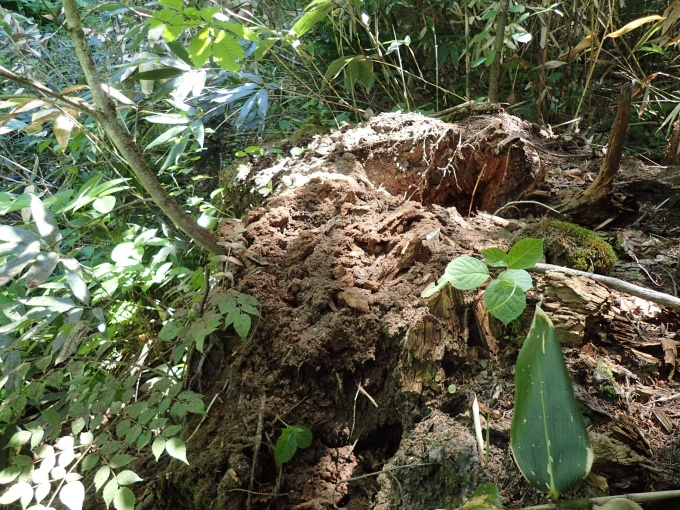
[507,238,544,269]
[59,481,84,510]
[212,31,244,72]
[498,269,533,292]
[116,419,131,439]
[116,470,143,486]
[232,312,251,341]
[442,256,490,290]
[484,278,526,325]
[480,247,509,268]
[188,28,212,68]
[94,465,110,491]
[113,486,135,510]
[165,437,188,464]
[81,453,99,472]
[152,437,166,461]
[275,426,312,464]
[290,426,312,448]
[510,307,593,500]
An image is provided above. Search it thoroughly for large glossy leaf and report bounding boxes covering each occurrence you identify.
[510,306,593,500]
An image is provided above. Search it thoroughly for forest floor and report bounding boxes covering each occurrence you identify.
[143,111,680,510]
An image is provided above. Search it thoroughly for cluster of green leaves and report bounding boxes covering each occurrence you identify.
[422,238,544,325]
[159,287,261,357]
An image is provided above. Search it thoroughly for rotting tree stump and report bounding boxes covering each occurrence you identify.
[147,111,680,510]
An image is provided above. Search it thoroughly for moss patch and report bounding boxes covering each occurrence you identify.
[290,123,327,145]
[514,220,617,275]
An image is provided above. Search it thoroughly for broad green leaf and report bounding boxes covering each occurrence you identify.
[212,31,244,72]
[34,481,50,503]
[232,312,251,341]
[103,479,118,508]
[498,269,533,292]
[134,68,184,81]
[110,454,135,469]
[165,437,189,464]
[81,453,99,472]
[113,486,135,510]
[94,465,110,491]
[116,419,132,439]
[275,426,312,464]
[484,278,526,325]
[507,238,543,269]
[145,125,187,151]
[188,28,212,68]
[480,247,508,267]
[152,437,166,461]
[59,481,84,510]
[116,470,143,486]
[159,320,183,341]
[443,256,490,290]
[8,430,32,448]
[290,0,333,37]
[0,466,22,484]
[92,196,116,214]
[324,56,352,81]
[510,307,592,500]
[159,0,182,10]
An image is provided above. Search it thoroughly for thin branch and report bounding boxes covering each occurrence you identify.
[0,65,95,116]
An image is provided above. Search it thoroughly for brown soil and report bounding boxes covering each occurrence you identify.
[144,112,680,509]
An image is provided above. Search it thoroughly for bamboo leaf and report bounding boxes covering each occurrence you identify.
[606,15,664,39]
[510,306,593,500]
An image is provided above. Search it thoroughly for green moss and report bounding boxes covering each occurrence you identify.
[514,220,617,275]
[290,123,327,145]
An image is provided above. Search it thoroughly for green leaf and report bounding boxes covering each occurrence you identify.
[275,426,312,464]
[232,312,251,341]
[94,465,111,491]
[116,419,132,439]
[59,480,85,510]
[30,194,62,245]
[159,320,183,341]
[188,28,212,68]
[103,479,119,508]
[159,0,182,9]
[443,256,490,290]
[498,269,533,292]
[92,196,116,214]
[165,437,189,464]
[116,470,143,486]
[480,247,508,268]
[212,31,244,72]
[510,307,593,500]
[507,238,544,269]
[0,466,22,484]
[81,453,99,472]
[290,0,333,37]
[113,486,135,510]
[484,278,526,325]
[24,251,59,288]
[7,430,32,448]
[324,56,352,81]
[152,437,166,461]
[110,454,135,469]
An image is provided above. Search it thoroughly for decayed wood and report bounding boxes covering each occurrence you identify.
[531,263,680,310]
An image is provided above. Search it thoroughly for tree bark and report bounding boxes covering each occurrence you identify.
[62,0,225,255]
[487,0,509,103]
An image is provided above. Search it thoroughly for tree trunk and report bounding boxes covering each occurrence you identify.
[62,0,225,255]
